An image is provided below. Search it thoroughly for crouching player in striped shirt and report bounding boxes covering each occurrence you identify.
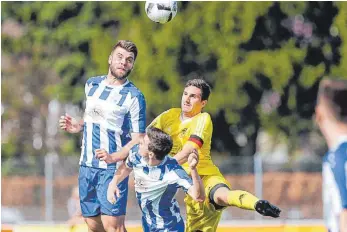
[107,127,205,232]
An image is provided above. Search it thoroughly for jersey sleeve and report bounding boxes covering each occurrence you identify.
[125,154,135,169]
[186,113,212,149]
[85,78,94,95]
[172,164,193,193]
[84,76,104,97]
[129,93,146,133]
[125,145,141,169]
[85,82,89,95]
[331,147,347,209]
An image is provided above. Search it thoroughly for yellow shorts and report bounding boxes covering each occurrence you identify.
[185,172,231,232]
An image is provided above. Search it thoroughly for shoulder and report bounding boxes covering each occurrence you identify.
[130,144,140,153]
[129,144,142,163]
[325,142,347,170]
[162,108,181,118]
[199,112,212,120]
[124,81,145,98]
[170,108,181,114]
[195,112,212,126]
[86,75,106,85]
[335,142,347,162]
[164,157,181,171]
[336,142,347,153]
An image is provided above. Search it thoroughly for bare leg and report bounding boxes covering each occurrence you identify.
[84,215,106,232]
[101,215,127,232]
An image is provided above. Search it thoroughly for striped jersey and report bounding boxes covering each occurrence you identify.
[323,136,347,232]
[79,75,146,169]
[149,108,220,175]
[126,145,193,232]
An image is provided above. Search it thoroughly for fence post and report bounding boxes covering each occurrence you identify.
[44,99,60,222]
[254,152,263,220]
[44,153,54,222]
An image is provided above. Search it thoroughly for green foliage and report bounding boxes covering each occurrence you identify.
[2,2,346,160]
[331,2,347,78]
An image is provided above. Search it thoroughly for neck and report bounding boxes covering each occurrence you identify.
[181,111,199,121]
[322,122,347,149]
[106,72,127,86]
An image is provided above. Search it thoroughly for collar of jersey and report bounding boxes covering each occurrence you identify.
[329,135,347,152]
[103,76,129,88]
[179,111,201,123]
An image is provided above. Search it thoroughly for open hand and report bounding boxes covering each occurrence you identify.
[59,114,82,133]
[107,182,121,204]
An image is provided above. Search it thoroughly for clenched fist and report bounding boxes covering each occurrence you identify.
[95,149,114,164]
[188,149,199,169]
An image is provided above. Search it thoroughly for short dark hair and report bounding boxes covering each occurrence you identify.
[147,127,173,160]
[185,79,211,101]
[112,40,138,60]
[317,78,347,123]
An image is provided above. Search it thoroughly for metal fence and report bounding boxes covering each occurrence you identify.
[1,153,323,223]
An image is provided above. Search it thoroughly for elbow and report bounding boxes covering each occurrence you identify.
[193,193,206,203]
[196,195,205,203]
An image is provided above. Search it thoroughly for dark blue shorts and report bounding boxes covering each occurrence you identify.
[141,216,185,232]
[78,165,129,217]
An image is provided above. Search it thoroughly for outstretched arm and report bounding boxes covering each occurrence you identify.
[187,152,205,202]
[107,163,132,204]
[174,143,196,165]
[95,133,145,163]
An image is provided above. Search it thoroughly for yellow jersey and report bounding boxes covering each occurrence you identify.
[149,108,220,176]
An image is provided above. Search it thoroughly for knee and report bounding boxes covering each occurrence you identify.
[102,216,126,232]
[104,225,126,232]
[84,217,105,232]
[210,185,230,205]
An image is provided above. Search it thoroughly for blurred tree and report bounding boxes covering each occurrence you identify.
[2,1,347,166]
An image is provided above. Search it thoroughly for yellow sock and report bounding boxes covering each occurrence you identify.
[226,190,259,210]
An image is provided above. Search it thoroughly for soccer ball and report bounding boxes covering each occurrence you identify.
[145,1,178,24]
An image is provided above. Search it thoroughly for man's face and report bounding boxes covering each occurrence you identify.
[181,86,206,116]
[108,47,135,80]
[138,135,150,158]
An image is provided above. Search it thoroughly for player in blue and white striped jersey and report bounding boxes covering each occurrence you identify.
[59,40,146,232]
[315,79,347,232]
[107,127,205,232]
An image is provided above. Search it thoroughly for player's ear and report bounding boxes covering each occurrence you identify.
[201,100,208,108]
[315,105,323,126]
[108,55,112,65]
[148,151,155,159]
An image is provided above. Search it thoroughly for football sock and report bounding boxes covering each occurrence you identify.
[226,190,259,210]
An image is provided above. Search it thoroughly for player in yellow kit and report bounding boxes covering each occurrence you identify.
[149,79,281,232]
